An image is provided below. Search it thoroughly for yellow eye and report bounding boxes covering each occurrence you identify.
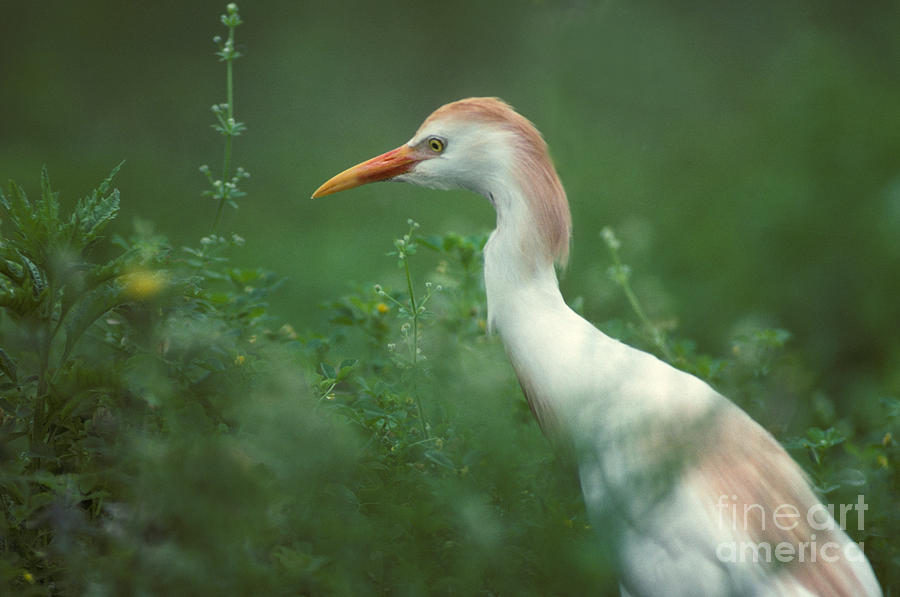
[428,137,445,153]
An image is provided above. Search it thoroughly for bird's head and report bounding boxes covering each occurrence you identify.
[313,97,571,264]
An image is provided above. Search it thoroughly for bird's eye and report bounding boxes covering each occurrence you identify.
[427,137,445,153]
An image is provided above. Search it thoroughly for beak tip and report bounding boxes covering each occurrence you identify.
[312,143,416,200]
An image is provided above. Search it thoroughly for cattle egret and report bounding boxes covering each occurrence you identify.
[312,97,882,596]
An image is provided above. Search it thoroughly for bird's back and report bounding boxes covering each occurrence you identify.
[500,301,881,596]
[497,288,881,597]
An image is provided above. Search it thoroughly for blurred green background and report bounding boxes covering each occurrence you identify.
[2,0,899,404]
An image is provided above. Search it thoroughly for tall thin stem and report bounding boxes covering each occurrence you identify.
[212,26,236,234]
[404,258,429,439]
[32,282,56,450]
[602,227,674,362]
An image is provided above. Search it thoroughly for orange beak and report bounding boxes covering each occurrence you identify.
[312,144,420,198]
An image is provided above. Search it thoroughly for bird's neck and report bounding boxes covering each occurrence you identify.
[482,182,586,442]
[483,184,569,335]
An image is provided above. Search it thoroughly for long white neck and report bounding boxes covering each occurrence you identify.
[483,183,569,336]
[482,181,591,440]
[480,181,691,444]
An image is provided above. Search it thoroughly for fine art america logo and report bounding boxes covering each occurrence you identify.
[715,494,868,564]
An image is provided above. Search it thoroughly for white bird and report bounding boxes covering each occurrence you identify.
[312,97,882,596]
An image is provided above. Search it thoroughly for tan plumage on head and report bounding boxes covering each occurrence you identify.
[416,98,571,266]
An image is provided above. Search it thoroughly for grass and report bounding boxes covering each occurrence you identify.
[0,4,896,595]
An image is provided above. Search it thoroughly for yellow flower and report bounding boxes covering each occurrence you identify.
[234,355,246,366]
[122,270,167,299]
[23,572,34,584]
[376,302,390,314]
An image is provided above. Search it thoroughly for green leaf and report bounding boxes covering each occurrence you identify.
[810,426,845,449]
[61,282,126,361]
[0,256,24,282]
[834,468,866,488]
[336,359,359,381]
[1,181,37,246]
[18,252,47,298]
[424,449,455,470]
[39,165,61,229]
[0,347,17,383]
[79,189,120,247]
[70,164,123,251]
[0,283,40,316]
[97,160,124,196]
[881,396,900,419]
[273,545,330,576]
[750,328,792,348]
[320,362,336,380]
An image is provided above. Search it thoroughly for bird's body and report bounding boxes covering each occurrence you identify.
[313,97,881,596]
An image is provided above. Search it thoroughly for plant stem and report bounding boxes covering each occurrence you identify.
[604,229,674,362]
[404,260,418,367]
[212,23,236,234]
[404,257,429,439]
[32,336,50,447]
[32,325,53,451]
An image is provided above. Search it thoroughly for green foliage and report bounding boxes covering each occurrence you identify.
[0,6,607,594]
[0,4,896,595]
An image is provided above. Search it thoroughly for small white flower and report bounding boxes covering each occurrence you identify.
[601,226,620,250]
